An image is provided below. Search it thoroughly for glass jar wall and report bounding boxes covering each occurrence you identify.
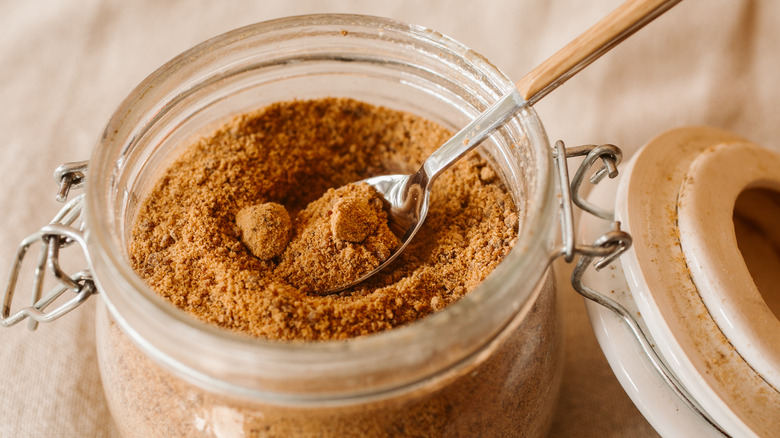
[86,15,561,437]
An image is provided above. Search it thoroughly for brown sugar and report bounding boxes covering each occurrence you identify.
[274,182,399,292]
[330,184,381,243]
[129,97,519,341]
[236,202,292,260]
[112,97,560,438]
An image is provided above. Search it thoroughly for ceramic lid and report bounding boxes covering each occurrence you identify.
[580,126,780,437]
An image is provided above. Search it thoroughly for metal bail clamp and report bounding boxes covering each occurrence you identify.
[549,139,631,266]
[1,161,95,330]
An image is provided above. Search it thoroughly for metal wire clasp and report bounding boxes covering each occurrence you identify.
[54,161,88,203]
[549,140,632,267]
[2,162,94,330]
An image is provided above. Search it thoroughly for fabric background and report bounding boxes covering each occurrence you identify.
[0,0,776,436]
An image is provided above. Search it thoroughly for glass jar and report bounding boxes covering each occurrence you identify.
[81,14,561,437]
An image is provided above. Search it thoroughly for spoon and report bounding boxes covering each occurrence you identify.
[322,0,682,294]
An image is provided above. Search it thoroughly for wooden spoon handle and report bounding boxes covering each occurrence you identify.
[515,0,682,105]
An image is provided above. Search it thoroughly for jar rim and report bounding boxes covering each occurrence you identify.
[85,13,557,402]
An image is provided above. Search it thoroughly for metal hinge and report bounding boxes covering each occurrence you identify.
[1,162,94,330]
[549,140,632,266]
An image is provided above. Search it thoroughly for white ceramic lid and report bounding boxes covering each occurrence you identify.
[580,126,780,437]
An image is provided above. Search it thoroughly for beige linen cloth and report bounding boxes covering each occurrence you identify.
[0,0,777,436]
